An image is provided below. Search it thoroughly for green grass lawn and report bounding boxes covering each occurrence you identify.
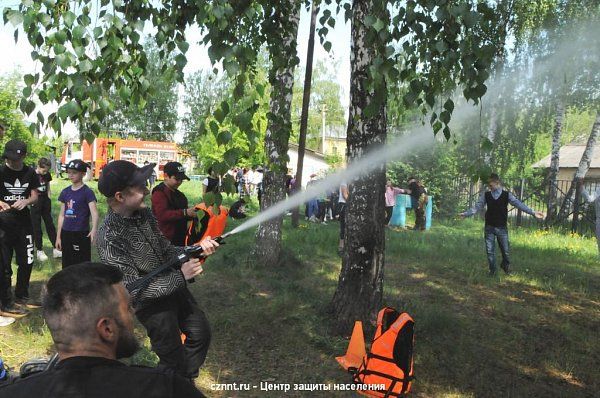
[1,178,599,397]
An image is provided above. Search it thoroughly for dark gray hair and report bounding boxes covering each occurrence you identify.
[42,262,124,346]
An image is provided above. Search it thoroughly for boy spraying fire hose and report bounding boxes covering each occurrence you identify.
[96,160,220,381]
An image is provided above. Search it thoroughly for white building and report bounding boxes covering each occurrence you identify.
[287,143,330,187]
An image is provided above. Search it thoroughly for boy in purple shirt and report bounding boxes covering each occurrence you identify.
[55,160,98,268]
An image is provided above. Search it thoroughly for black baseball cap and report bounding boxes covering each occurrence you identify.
[2,139,27,160]
[65,159,90,172]
[163,162,189,180]
[98,160,156,197]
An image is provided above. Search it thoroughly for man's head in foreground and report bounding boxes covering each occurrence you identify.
[42,262,140,360]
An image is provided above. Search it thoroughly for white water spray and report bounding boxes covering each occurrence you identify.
[226,127,437,236]
[225,100,486,237]
[221,18,600,239]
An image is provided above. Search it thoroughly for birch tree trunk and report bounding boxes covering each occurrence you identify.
[331,0,387,336]
[253,2,301,266]
[545,102,565,225]
[557,112,600,221]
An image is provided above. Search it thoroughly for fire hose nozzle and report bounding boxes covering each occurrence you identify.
[127,233,233,293]
[182,234,229,259]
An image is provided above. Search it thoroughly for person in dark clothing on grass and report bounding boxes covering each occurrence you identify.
[31,157,61,261]
[151,162,197,246]
[0,262,205,398]
[96,160,219,381]
[405,177,428,230]
[202,167,220,194]
[0,139,40,316]
[229,198,247,219]
[460,173,544,276]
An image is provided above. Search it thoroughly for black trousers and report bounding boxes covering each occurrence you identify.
[136,290,211,379]
[31,196,57,250]
[61,230,91,268]
[385,206,394,225]
[338,203,346,239]
[317,200,326,221]
[0,213,34,304]
[414,206,426,230]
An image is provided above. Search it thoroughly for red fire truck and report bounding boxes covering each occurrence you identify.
[61,138,188,179]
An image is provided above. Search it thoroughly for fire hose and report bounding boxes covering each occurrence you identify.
[126,233,230,294]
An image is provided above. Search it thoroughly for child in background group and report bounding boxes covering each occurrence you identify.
[338,182,349,256]
[580,180,600,256]
[31,158,61,261]
[385,180,406,226]
[55,160,98,269]
[144,160,157,187]
[151,162,196,246]
[229,198,247,219]
[202,167,220,194]
[0,139,40,316]
[406,177,428,230]
[247,167,256,195]
[255,166,264,209]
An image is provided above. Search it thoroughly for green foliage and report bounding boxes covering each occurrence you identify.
[350,0,502,137]
[387,1,600,184]
[290,60,346,152]
[0,73,52,164]
[183,56,270,173]
[3,1,164,136]
[4,0,306,193]
[324,152,343,167]
[6,0,505,195]
[102,39,179,141]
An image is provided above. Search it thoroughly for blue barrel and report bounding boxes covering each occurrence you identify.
[425,196,433,230]
[390,194,407,227]
[390,194,433,229]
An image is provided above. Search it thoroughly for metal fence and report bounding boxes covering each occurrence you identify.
[432,177,599,235]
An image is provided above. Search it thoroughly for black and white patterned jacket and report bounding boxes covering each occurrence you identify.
[97,207,187,309]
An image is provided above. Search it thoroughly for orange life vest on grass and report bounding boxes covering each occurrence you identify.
[349,307,415,397]
[185,203,228,245]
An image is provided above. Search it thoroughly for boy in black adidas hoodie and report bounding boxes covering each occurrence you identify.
[0,140,40,317]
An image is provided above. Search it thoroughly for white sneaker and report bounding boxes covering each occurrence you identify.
[37,250,48,261]
[0,315,16,327]
[53,249,62,258]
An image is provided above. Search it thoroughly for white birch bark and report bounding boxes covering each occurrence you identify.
[331,0,387,335]
[545,102,565,225]
[557,112,600,221]
[253,1,301,266]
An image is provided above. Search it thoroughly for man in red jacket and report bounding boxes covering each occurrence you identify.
[151,162,197,246]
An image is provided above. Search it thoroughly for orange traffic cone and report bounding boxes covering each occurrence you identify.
[336,321,366,370]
